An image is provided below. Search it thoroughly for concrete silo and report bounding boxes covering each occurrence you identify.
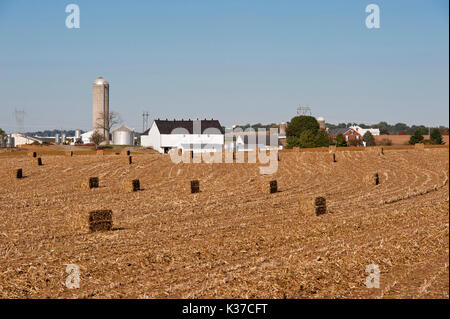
[317,117,325,130]
[279,122,287,136]
[92,77,110,144]
[112,125,135,145]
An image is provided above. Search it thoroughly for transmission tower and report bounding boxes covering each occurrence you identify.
[297,105,312,116]
[14,108,25,133]
[142,111,149,133]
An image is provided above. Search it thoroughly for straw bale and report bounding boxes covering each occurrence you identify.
[9,168,23,179]
[82,177,99,189]
[122,179,140,192]
[191,180,200,193]
[67,210,113,233]
[298,196,327,216]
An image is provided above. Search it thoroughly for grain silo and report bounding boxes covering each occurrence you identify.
[279,122,287,136]
[92,77,110,144]
[55,134,60,145]
[112,125,135,145]
[317,117,325,129]
[75,129,81,139]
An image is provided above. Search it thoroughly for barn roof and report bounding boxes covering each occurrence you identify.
[151,119,224,135]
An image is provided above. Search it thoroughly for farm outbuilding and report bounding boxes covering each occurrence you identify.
[141,119,224,153]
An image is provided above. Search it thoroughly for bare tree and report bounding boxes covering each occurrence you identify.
[90,130,105,147]
[95,111,122,132]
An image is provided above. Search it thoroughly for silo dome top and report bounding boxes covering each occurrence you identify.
[94,77,109,85]
[317,117,325,121]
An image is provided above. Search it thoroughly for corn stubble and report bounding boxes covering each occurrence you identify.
[0,148,448,298]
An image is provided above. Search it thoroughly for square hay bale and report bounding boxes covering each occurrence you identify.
[10,169,23,179]
[122,179,140,192]
[37,157,43,166]
[298,196,327,216]
[68,210,113,233]
[191,180,200,194]
[269,180,278,193]
[66,151,73,157]
[121,150,130,156]
[364,173,380,186]
[29,152,37,158]
[331,153,337,163]
[415,143,425,150]
[82,177,99,189]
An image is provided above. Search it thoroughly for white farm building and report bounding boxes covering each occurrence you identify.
[141,119,225,153]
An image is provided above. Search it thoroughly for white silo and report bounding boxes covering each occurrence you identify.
[317,117,325,129]
[55,134,61,145]
[279,122,287,136]
[75,129,81,139]
[112,125,135,145]
[92,77,110,144]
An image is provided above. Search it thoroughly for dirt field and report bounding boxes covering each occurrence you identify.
[374,135,449,145]
[0,147,448,298]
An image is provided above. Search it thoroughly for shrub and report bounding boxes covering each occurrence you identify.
[409,129,424,145]
[430,128,443,145]
[335,134,347,147]
[363,131,376,146]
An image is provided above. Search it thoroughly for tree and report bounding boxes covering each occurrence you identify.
[314,129,332,147]
[0,128,5,136]
[95,111,122,136]
[90,130,105,147]
[299,130,317,148]
[286,136,301,149]
[363,131,376,146]
[430,128,443,145]
[409,129,424,145]
[335,134,347,147]
[286,116,320,138]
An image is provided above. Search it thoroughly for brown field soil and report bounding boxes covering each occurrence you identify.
[374,135,449,145]
[0,148,448,298]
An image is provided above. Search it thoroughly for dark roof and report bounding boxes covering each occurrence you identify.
[153,119,224,135]
[328,128,351,137]
[241,134,282,146]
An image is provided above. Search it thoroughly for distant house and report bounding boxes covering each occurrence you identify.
[141,119,224,153]
[350,126,380,137]
[328,128,362,142]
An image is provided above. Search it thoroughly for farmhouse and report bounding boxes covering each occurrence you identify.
[350,125,380,137]
[328,128,362,142]
[141,119,224,153]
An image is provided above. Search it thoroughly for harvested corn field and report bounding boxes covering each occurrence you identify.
[0,148,448,298]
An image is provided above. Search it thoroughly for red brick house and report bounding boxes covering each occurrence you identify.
[328,128,362,142]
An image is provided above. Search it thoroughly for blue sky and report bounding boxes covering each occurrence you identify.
[0,0,448,132]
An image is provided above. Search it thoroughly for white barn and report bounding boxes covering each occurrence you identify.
[141,119,224,153]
